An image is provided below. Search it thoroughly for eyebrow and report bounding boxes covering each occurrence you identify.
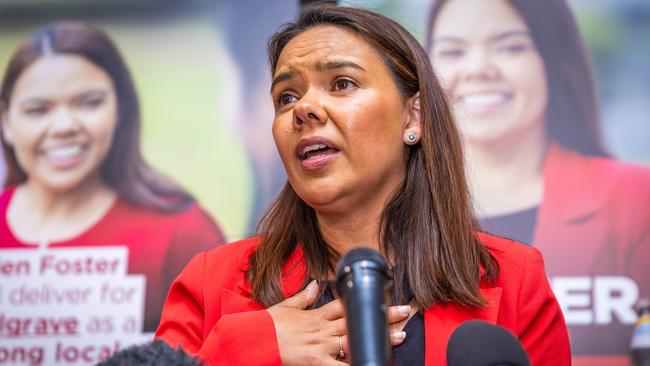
[432,30,531,45]
[270,60,365,92]
[17,88,108,106]
[315,60,365,73]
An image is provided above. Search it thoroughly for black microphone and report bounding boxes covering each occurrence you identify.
[447,320,530,366]
[335,247,393,366]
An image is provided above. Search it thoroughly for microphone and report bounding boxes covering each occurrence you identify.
[447,320,530,366]
[335,247,393,366]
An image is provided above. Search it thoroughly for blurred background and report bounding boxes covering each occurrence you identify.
[1,0,646,239]
[0,0,647,364]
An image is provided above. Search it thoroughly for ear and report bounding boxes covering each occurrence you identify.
[403,92,422,145]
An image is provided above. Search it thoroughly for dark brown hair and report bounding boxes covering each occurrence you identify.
[0,21,193,212]
[427,0,609,157]
[248,4,499,309]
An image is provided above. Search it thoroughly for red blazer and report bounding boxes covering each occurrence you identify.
[156,233,570,365]
[534,144,650,359]
[535,144,650,282]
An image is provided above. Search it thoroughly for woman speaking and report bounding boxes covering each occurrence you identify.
[156,5,570,365]
[0,22,225,331]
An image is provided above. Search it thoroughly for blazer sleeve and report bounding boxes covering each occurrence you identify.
[516,248,572,366]
[155,252,282,366]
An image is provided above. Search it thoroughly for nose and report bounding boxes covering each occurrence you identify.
[49,106,81,136]
[292,89,328,129]
[460,47,500,82]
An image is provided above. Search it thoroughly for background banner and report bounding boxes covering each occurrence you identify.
[0,1,647,365]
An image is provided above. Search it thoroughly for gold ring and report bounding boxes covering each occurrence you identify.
[338,335,345,360]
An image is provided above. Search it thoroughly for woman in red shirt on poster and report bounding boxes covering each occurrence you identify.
[156,5,570,365]
[0,22,225,332]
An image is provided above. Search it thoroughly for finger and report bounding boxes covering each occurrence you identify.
[387,305,411,324]
[280,280,319,309]
[328,317,347,335]
[329,334,348,360]
[390,330,407,345]
[324,359,349,366]
[318,298,345,320]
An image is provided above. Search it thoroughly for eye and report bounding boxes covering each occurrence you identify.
[78,97,105,109]
[434,48,464,60]
[332,78,358,92]
[277,93,298,107]
[24,105,49,117]
[496,43,529,55]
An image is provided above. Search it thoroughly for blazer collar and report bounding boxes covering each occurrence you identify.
[539,143,601,223]
[221,244,307,316]
[230,244,306,294]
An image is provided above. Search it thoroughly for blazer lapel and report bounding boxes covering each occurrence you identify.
[424,286,502,365]
[221,244,308,317]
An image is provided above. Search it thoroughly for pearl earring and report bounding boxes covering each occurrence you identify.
[406,132,417,144]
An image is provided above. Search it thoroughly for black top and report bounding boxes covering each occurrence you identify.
[313,280,425,366]
[479,206,540,246]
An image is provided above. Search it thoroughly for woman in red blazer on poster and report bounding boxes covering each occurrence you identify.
[427,0,650,360]
[156,5,570,365]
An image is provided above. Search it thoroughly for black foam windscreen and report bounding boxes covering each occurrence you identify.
[447,320,530,366]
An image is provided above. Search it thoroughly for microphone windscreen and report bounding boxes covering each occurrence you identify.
[447,320,530,366]
[336,247,388,275]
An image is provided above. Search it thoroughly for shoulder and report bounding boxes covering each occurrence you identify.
[111,199,220,231]
[202,236,261,270]
[549,146,650,194]
[169,236,260,297]
[477,232,545,285]
[0,187,15,214]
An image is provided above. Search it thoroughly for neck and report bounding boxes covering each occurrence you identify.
[465,126,547,217]
[9,175,117,244]
[315,187,397,258]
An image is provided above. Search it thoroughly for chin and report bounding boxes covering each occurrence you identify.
[35,173,94,194]
[295,187,343,213]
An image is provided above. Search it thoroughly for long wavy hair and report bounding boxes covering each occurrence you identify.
[248,4,499,309]
[427,0,609,157]
[0,21,193,212]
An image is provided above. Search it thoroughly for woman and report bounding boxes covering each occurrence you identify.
[427,0,650,359]
[0,22,225,331]
[156,5,570,365]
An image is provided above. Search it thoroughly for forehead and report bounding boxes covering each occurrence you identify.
[12,54,113,101]
[275,25,382,73]
[433,0,528,39]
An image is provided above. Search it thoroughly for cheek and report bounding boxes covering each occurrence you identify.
[430,62,458,91]
[513,58,548,116]
[271,116,292,160]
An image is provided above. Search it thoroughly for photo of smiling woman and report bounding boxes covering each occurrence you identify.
[156,4,570,366]
[0,22,225,332]
[427,0,650,361]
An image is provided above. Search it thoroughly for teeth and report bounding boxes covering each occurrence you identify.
[461,93,507,107]
[46,145,82,159]
[302,144,327,155]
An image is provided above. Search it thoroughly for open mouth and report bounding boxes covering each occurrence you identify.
[295,136,341,170]
[456,92,513,113]
[299,143,339,160]
[42,143,87,169]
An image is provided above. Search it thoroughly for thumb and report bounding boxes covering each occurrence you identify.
[280,280,319,309]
